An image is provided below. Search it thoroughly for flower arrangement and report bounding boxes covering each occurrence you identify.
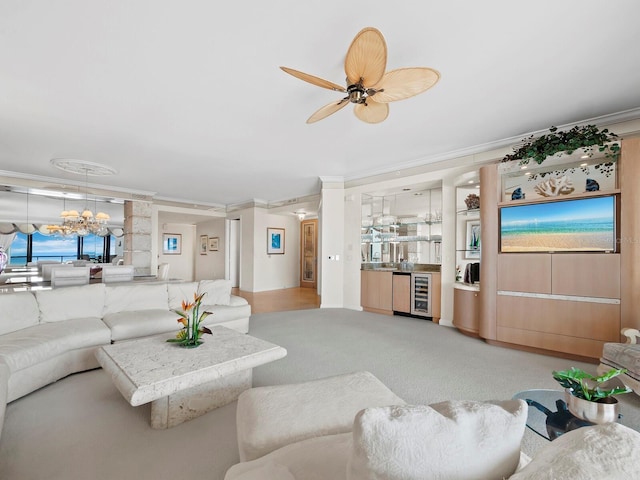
[455,265,462,282]
[167,291,213,348]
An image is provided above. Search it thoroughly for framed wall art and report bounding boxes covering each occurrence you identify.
[199,235,208,255]
[465,220,481,259]
[163,233,182,255]
[208,237,219,251]
[267,227,285,254]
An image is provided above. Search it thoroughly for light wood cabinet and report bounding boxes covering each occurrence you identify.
[453,286,479,336]
[361,270,393,315]
[392,273,411,314]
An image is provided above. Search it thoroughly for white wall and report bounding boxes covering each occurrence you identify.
[195,218,226,280]
[319,181,345,308]
[253,209,300,292]
[157,223,196,281]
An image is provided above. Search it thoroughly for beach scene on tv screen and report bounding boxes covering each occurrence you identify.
[500,196,615,252]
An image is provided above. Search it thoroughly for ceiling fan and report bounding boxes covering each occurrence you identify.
[280,27,440,124]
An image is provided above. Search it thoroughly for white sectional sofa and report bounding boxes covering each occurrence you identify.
[0,279,250,439]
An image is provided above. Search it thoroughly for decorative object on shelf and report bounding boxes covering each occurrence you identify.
[552,367,631,424]
[267,227,285,254]
[199,235,208,255]
[167,291,213,348]
[464,193,480,210]
[455,265,461,282]
[511,187,525,200]
[0,246,7,274]
[502,160,616,202]
[465,220,481,259]
[280,27,440,124]
[208,237,219,251]
[586,178,600,192]
[502,125,620,165]
[162,233,182,255]
[533,175,575,197]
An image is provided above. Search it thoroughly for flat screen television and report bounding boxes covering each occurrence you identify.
[500,195,616,253]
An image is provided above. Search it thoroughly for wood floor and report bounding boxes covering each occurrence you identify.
[231,286,321,314]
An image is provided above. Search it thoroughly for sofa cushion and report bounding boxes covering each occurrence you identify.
[102,309,179,342]
[201,302,251,325]
[167,282,200,310]
[225,433,351,480]
[236,371,405,462]
[347,400,527,480]
[0,318,111,372]
[199,279,232,306]
[0,292,39,335]
[35,284,106,323]
[103,283,169,315]
[509,423,640,480]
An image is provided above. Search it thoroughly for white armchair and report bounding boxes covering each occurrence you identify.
[41,263,73,281]
[51,266,90,288]
[101,265,134,283]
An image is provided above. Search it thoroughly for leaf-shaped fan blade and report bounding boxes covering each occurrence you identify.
[280,66,346,92]
[344,27,387,88]
[354,99,389,124]
[307,97,350,124]
[370,67,440,103]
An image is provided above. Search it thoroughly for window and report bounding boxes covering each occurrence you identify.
[8,232,117,265]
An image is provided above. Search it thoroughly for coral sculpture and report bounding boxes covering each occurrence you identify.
[534,175,574,197]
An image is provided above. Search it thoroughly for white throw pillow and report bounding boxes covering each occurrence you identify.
[199,279,232,306]
[509,423,640,480]
[167,282,200,310]
[347,400,527,480]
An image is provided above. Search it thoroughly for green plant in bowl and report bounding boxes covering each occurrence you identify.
[552,367,631,402]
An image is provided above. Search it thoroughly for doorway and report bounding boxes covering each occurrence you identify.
[300,219,317,289]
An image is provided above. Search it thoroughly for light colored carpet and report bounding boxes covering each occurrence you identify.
[1,308,639,479]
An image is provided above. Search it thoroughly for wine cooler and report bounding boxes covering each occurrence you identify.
[411,273,432,317]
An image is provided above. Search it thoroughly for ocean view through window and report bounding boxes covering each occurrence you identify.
[8,232,117,265]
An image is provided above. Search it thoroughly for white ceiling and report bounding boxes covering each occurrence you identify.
[1,1,639,209]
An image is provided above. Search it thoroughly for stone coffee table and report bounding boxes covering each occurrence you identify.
[95,326,287,429]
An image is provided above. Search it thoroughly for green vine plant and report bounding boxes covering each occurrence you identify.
[502,125,621,165]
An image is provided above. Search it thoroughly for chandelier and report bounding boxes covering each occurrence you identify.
[47,207,110,236]
[46,160,114,237]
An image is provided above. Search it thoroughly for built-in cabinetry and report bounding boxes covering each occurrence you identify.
[469,145,632,360]
[362,270,441,322]
[452,183,481,332]
[495,253,620,358]
[392,273,411,314]
[360,270,393,315]
[453,285,479,337]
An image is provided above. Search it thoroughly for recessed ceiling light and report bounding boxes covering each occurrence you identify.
[468,180,474,184]
[581,155,590,159]
[520,166,528,170]
[525,172,532,176]
[580,162,588,166]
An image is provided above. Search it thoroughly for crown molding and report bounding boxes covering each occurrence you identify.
[343,107,640,185]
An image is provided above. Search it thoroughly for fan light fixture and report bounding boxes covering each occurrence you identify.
[281,27,440,124]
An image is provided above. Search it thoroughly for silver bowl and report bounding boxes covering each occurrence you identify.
[564,390,619,424]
